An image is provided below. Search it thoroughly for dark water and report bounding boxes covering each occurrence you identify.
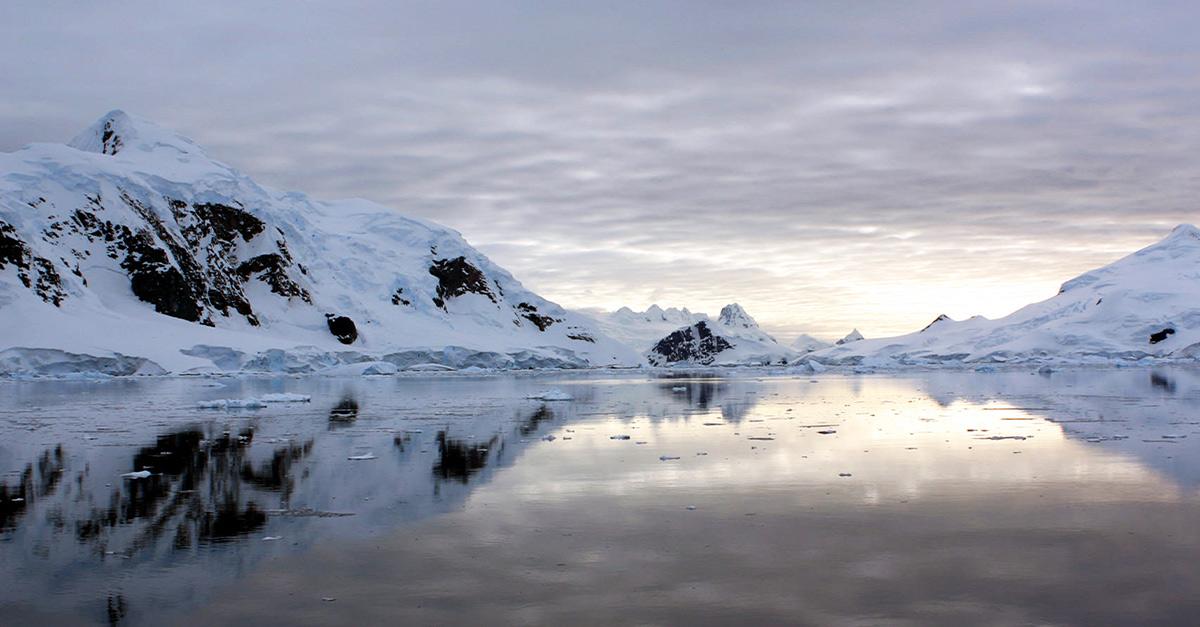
[3,369,1200,625]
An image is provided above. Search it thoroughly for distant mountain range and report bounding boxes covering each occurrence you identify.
[3,111,1199,375]
[811,224,1200,366]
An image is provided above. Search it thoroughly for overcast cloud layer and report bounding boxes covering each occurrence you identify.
[3,1,1199,339]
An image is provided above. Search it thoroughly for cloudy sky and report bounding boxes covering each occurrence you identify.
[3,1,1198,339]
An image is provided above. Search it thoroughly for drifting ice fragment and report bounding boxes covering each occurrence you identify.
[121,470,152,479]
[526,389,573,401]
[347,453,377,461]
[258,393,311,403]
[659,455,681,461]
[197,399,267,409]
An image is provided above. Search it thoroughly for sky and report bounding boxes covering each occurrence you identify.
[3,1,1199,340]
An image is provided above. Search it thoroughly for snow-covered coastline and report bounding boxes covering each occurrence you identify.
[5,111,1200,378]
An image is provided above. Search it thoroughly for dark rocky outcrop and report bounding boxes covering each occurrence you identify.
[0,220,65,306]
[26,191,316,326]
[120,230,206,322]
[390,287,411,306]
[516,302,557,331]
[428,256,495,310]
[326,314,358,344]
[1150,327,1175,344]
[648,321,734,366]
[236,253,311,302]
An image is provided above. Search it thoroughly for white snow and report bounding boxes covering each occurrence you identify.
[811,224,1200,366]
[588,305,710,352]
[790,334,831,354]
[0,111,640,377]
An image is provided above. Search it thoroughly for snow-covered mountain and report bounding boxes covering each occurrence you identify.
[811,224,1200,366]
[835,329,864,345]
[646,303,795,366]
[0,110,640,375]
[790,333,831,354]
[589,304,709,352]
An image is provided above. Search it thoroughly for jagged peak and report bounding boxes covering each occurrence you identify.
[920,314,951,333]
[717,303,758,329]
[836,328,864,345]
[68,109,202,157]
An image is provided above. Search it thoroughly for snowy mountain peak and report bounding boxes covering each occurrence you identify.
[812,223,1200,365]
[921,314,951,332]
[717,303,758,329]
[0,111,640,374]
[790,333,831,354]
[836,329,864,345]
[1167,223,1200,241]
[68,109,202,157]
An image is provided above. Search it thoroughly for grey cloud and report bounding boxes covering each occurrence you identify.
[3,2,1200,338]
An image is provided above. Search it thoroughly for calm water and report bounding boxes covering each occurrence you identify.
[3,369,1200,625]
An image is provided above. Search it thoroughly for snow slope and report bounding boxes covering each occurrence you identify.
[589,305,710,352]
[811,224,1200,366]
[0,111,639,375]
[646,303,796,366]
[790,333,831,354]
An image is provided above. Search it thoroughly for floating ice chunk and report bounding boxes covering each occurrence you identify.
[685,505,697,510]
[258,393,311,403]
[263,536,282,541]
[526,389,573,401]
[671,386,687,392]
[541,434,557,442]
[347,453,377,461]
[121,470,152,479]
[659,455,681,461]
[197,398,267,409]
[610,435,631,440]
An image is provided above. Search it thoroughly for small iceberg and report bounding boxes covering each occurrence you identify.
[347,453,377,461]
[526,389,573,401]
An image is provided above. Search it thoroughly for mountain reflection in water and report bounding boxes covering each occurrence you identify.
[1,370,1200,625]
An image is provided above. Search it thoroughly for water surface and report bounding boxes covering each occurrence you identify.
[3,369,1200,625]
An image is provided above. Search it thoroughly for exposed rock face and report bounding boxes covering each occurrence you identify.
[429,256,496,310]
[0,220,65,306]
[647,321,734,366]
[1150,328,1175,344]
[30,193,310,327]
[516,302,558,331]
[325,315,358,345]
